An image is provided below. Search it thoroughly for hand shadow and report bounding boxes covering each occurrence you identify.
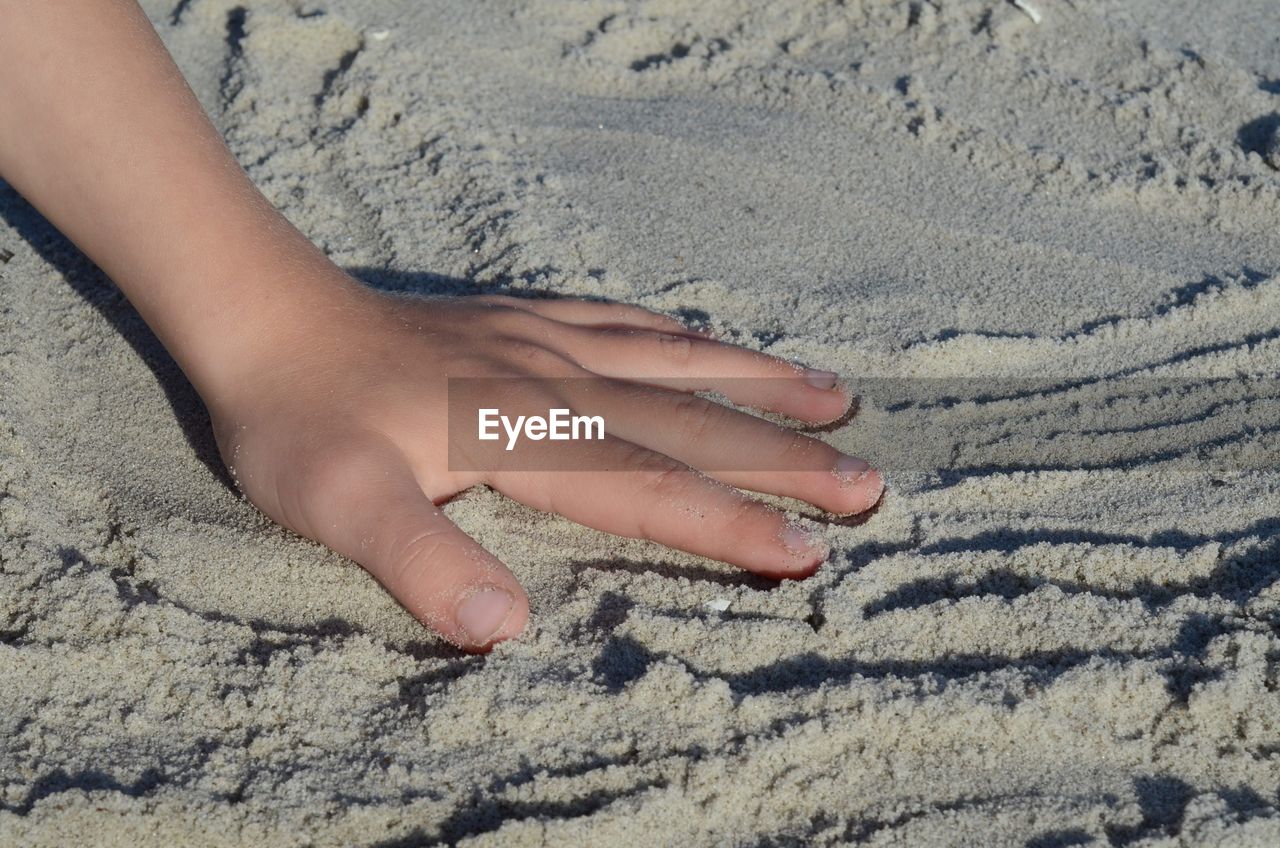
[0,182,233,491]
[0,183,614,495]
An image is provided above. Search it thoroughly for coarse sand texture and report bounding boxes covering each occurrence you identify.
[3,1,1280,845]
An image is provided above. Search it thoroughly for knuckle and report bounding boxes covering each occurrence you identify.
[721,495,771,539]
[292,436,385,505]
[504,338,569,374]
[618,444,688,541]
[282,434,398,540]
[655,332,693,365]
[670,394,717,444]
[621,306,666,327]
[384,525,450,589]
[641,464,686,500]
[508,382,564,416]
[487,305,544,335]
[629,450,689,498]
[499,337,541,362]
[633,463,686,540]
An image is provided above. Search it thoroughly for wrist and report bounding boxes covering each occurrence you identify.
[156,238,375,415]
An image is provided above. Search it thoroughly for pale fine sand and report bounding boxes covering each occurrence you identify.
[3,1,1280,845]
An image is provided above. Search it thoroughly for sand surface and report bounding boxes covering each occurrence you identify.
[3,0,1280,844]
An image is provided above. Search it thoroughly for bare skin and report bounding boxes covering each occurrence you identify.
[0,1,883,651]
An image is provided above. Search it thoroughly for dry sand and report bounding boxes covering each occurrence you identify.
[4,0,1280,844]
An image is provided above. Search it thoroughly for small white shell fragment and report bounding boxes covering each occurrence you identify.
[1011,0,1043,24]
[704,598,732,613]
[370,29,391,41]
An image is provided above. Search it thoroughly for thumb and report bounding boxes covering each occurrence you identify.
[294,441,529,651]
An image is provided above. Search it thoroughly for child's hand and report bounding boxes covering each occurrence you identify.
[211,281,882,650]
[1,1,880,652]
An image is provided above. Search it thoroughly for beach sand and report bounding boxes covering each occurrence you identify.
[3,0,1280,844]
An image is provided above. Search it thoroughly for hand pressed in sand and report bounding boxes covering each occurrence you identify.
[0,0,884,652]
[212,281,883,650]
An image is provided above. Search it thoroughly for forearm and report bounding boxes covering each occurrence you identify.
[0,0,357,405]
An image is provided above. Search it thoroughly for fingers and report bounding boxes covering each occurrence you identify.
[476,295,705,337]
[585,383,883,515]
[491,437,831,580]
[545,326,851,424]
[468,297,849,423]
[293,440,528,652]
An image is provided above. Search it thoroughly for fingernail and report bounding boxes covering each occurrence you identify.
[457,587,514,644]
[781,522,829,560]
[834,454,872,487]
[803,368,840,390]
